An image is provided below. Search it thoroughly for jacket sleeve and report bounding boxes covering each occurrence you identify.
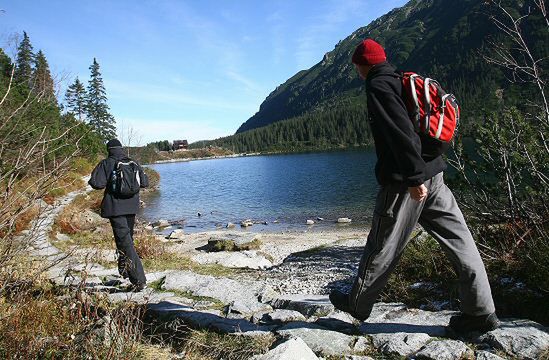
[139,165,149,188]
[88,160,108,190]
[368,79,426,186]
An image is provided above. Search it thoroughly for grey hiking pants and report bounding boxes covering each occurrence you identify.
[350,172,495,319]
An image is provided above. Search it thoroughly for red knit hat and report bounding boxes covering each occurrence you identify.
[352,39,386,66]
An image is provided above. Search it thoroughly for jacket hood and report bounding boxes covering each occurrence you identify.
[108,146,127,160]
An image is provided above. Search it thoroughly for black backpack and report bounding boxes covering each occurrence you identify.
[110,160,141,198]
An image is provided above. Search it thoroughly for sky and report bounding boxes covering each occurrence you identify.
[0,0,407,144]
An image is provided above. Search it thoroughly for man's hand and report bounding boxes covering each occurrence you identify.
[408,184,428,202]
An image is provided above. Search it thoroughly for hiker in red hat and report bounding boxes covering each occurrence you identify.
[329,39,499,334]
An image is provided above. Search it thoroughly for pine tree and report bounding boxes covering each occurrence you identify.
[65,77,87,121]
[14,31,34,86]
[85,58,116,141]
[33,50,55,102]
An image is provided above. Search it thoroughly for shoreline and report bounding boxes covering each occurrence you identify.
[152,152,262,164]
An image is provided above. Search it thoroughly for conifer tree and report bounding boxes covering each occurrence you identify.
[65,77,87,121]
[85,58,116,141]
[14,31,34,86]
[33,50,55,102]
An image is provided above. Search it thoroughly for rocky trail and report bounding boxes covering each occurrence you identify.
[28,184,549,360]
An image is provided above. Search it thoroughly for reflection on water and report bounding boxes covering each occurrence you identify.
[141,149,379,232]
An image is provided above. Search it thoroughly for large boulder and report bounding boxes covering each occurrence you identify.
[415,339,473,360]
[207,233,262,252]
[478,319,549,360]
[192,251,273,270]
[270,294,334,317]
[276,322,356,356]
[370,332,432,356]
[252,337,319,360]
[162,271,275,315]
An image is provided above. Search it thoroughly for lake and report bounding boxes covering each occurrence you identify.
[141,149,380,232]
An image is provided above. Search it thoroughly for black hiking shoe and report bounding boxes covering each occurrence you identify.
[449,312,500,334]
[329,289,369,321]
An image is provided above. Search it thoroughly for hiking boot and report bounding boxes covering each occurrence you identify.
[329,289,369,321]
[449,312,500,334]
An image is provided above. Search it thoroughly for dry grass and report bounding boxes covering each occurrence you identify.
[0,277,145,360]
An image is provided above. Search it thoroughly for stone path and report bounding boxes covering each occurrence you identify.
[30,185,549,360]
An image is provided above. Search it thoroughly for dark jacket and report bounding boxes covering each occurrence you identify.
[365,62,446,187]
[88,147,149,218]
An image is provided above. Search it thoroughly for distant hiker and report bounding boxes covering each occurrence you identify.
[329,39,499,334]
[89,139,149,292]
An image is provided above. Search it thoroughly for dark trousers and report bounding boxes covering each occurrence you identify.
[109,215,146,285]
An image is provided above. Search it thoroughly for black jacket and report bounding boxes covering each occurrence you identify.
[88,147,149,218]
[365,62,446,187]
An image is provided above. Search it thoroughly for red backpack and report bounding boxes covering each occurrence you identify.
[401,72,460,158]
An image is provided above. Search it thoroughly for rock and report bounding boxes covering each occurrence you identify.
[276,322,356,356]
[359,303,453,337]
[306,220,315,225]
[475,351,507,360]
[71,209,107,230]
[316,217,324,221]
[270,294,334,317]
[370,332,431,356]
[107,288,178,304]
[344,356,374,360]
[153,219,170,228]
[337,217,352,223]
[415,339,473,360]
[146,301,273,335]
[315,311,358,335]
[252,337,319,360]
[241,219,254,227]
[162,271,274,315]
[192,251,273,270]
[226,222,236,229]
[55,232,70,242]
[168,229,185,240]
[352,336,371,353]
[478,319,549,359]
[206,234,262,252]
[256,309,307,324]
[144,225,154,231]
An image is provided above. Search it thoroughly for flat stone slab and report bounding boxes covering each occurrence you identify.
[162,271,275,315]
[252,337,319,360]
[315,311,358,335]
[270,294,334,317]
[276,321,356,356]
[360,302,454,337]
[146,300,274,335]
[255,309,307,324]
[192,251,273,270]
[415,339,473,360]
[475,351,507,360]
[478,319,549,360]
[370,332,432,356]
[108,289,178,304]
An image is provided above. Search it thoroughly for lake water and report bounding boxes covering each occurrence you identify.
[141,149,380,232]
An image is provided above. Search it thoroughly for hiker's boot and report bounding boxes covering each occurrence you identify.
[329,289,369,322]
[449,312,500,334]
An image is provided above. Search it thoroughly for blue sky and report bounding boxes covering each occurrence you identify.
[0,0,406,144]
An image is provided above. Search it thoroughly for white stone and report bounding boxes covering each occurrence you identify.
[478,319,549,360]
[337,217,352,223]
[252,337,319,360]
[192,251,273,270]
[276,322,356,356]
[271,294,334,317]
[415,339,473,360]
[370,332,431,356]
[306,220,315,225]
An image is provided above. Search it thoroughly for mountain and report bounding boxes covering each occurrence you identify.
[237,0,501,134]
[191,0,544,153]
